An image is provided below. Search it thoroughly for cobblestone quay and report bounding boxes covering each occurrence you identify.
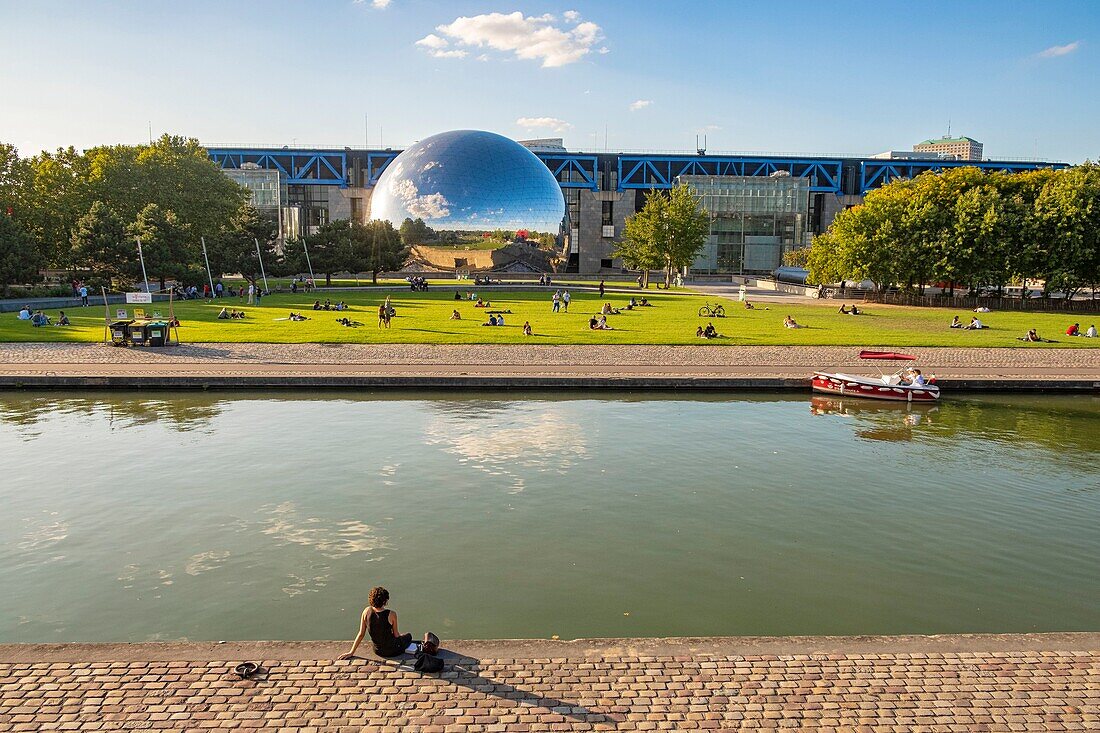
[2,634,1097,731]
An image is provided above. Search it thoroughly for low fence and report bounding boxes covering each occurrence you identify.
[0,294,170,314]
[862,291,1100,314]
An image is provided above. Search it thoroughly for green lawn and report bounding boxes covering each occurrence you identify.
[3,290,1097,346]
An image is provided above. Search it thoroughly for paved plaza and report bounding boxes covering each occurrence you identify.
[0,343,1097,383]
[2,635,1097,731]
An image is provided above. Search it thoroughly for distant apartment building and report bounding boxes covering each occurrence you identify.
[913,136,984,161]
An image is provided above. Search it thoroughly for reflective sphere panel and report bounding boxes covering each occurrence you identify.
[369,130,566,233]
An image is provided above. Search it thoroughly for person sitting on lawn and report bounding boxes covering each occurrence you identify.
[217,307,230,319]
[850,304,861,315]
[1066,323,1080,336]
[589,316,599,330]
[523,321,532,336]
[950,315,962,328]
[455,290,462,300]
[288,312,309,321]
[601,302,620,315]
[639,298,650,306]
[17,306,31,320]
[339,586,414,660]
[313,300,322,310]
[336,301,348,311]
[1018,329,1043,342]
[30,311,50,327]
[56,311,70,326]
[496,313,505,326]
[744,301,755,310]
[596,314,613,330]
[1086,325,1098,338]
[696,325,705,338]
[784,315,803,329]
[838,304,849,314]
[629,297,638,308]
[703,322,719,339]
[450,309,461,320]
[483,314,498,327]
[964,316,984,330]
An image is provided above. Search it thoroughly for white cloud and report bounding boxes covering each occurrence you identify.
[416,33,449,50]
[699,124,721,132]
[392,179,450,219]
[427,11,605,67]
[1037,41,1080,58]
[598,46,610,54]
[563,10,581,22]
[629,99,653,111]
[517,116,573,132]
[353,0,391,8]
[429,49,468,59]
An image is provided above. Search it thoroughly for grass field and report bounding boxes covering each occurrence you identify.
[3,289,1098,347]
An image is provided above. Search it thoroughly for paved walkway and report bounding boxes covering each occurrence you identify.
[2,634,1097,731]
[0,344,1097,383]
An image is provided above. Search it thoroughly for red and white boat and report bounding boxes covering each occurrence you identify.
[812,351,940,402]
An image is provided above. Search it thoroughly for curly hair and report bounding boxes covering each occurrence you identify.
[368,586,389,609]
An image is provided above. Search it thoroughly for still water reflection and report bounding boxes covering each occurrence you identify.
[1,391,1097,643]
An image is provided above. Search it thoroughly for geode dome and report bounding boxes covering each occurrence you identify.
[369,130,566,234]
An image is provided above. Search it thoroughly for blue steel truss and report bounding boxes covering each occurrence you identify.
[617,156,845,193]
[860,159,1067,193]
[209,147,1065,196]
[534,153,599,190]
[209,149,348,186]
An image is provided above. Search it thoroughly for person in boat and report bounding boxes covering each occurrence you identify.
[1086,325,1098,338]
[903,369,926,387]
[950,315,962,328]
[784,315,803,329]
[339,586,414,660]
[1066,323,1080,336]
[964,316,984,330]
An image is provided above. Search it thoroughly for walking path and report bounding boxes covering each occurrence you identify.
[2,634,1097,731]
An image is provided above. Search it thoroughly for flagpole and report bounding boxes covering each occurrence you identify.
[254,238,269,293]
[301,237,315,285]
[101,286,110,345]
[201,236,215,297]
[136,237,151,293]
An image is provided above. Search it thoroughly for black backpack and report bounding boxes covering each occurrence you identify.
[413,651,444,673]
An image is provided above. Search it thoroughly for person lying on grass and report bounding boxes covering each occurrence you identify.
[337,317,363,327]
[784,315,803,329]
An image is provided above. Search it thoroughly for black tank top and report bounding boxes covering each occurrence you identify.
[367,609,399,656]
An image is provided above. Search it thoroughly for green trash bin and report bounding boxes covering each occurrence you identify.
[109,320,133,346]
[146,321,168,347]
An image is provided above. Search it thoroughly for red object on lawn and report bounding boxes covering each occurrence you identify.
[859,350,917,361]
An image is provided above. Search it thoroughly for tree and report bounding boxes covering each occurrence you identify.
[206,204,279,285]
[70,202,137,286]
[617,186,709,287]
[399,217,435,247]
[305,219,352,286]
[662,183,711,286]
[1034,162,1100,299]
[0,213,41,296]
[0,143,30,218]
[127,204,194,290]
[360,219,409,283]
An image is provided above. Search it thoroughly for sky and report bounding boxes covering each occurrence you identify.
[1,0,1098,162]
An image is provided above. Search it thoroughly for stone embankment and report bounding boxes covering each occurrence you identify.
[1,634,1097,731]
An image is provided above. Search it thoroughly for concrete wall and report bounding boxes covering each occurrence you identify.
[575,189,634,273]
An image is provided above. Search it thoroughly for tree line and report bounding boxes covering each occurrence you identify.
[614,184,710,287]
[802,164,1100,298]
[0,135,411,294]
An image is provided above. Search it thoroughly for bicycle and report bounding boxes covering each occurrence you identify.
[811,287,838,299]
[698,302,726,317]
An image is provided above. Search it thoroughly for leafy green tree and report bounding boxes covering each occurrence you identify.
[616,190,666,288]
[127,204,194,290]
[305,219,353,286]
[399,217,435,246]
[1034,162,1100,299]
[360,219,409,283]
[206,204,278,285]
[0,143,31,218]
[0,213,40,296]
[618,185,709,287]
[70,202,137,286]
[663,183,711,287]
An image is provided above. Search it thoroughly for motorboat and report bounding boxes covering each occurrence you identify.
[811,351,939,402]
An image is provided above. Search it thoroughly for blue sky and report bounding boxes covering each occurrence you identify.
[1,1,1097,161]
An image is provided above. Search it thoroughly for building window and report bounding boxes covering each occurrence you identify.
[601,200,614,226]
[600,258,613,269]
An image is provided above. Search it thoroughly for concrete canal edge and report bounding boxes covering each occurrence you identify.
[0,373,1097,391]
[3,632,1099,663]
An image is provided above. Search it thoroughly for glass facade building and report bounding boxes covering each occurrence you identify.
[369,130,566,235]
[679,175,811,275]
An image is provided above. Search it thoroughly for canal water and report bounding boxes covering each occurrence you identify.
[1,392,1097,643]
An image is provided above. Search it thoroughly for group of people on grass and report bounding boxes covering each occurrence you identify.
[217,308,247,320]
[17,306,67,327]
[313,300,349,311]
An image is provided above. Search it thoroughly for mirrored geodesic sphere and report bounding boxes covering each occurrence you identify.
[369,130,566,236]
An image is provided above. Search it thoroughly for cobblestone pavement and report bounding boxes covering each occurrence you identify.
[0,344,1097,381]
[1,637,1097,731]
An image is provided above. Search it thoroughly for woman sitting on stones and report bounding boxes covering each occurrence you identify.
[339,586,414,660]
